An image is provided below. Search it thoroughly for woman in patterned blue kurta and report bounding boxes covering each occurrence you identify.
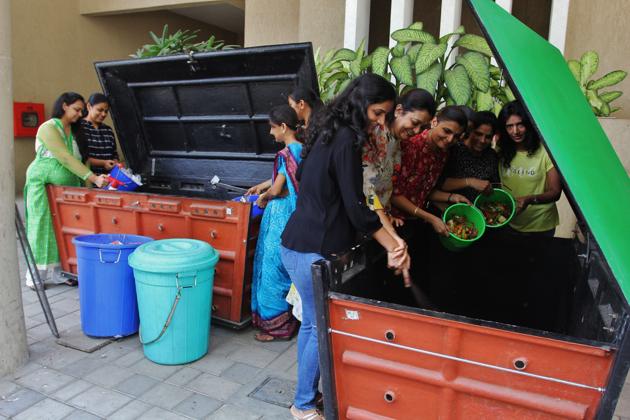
[251,105,302,341]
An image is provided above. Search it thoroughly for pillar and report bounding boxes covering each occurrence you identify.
[0,0,29,375]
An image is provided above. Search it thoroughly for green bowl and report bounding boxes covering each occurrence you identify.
[439,204,486,252]
[473,188,516,228]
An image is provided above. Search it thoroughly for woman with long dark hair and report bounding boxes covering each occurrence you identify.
[250,105,303,342]
[78,93,119,175]
[24,92,108,289]
[288,86,322,129]
[497,101,562,235]
[280,74,410,419]
[391,106,469,236]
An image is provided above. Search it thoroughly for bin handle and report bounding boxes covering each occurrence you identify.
[176,272,197,288]
[139,286,182,345]
[99,249,122,264]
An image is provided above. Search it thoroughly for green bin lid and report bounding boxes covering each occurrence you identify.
[468,0,630,300]
[129,239,219,273]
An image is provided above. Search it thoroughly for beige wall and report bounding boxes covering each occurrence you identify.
[565,0,630,119]
[12,0,237,192]
[243,0,343,54]
[243,0,299,47]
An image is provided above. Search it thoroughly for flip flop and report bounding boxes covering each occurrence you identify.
[64,279,78,287]
[254,332,292,342]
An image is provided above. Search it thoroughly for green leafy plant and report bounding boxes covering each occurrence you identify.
[131,24,240,58]
[316,22,512,113]
[567,51,627,116]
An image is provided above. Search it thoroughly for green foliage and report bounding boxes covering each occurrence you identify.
[315,24,627,118]
[567,50,627,116]
[131,24,240,58]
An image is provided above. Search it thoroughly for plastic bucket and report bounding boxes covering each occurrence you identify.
[129,239,220,365]
[439,204,486,251]
[105,165,141,191]
[232,194,264,218]
[473,188,516,228]
[72,234,153,337]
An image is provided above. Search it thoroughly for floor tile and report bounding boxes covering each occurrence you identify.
[165,367,202,387]
[187,373,241,401]
[173,393,222,418]
[15,366,75,394]
[137,406,189,419]
[131,358,180,380]
[83,364,136,388]
[60,357,107,378]
[63,410,102,420]
[226,345,279,369]
[0,387,45,417]
[220,362,262,385]
[51,380,93,402]
[114,374,159,397]
[191,353,234,376]
[112,348,145,368]
[205,403,261,420]
[139,382,192,410]
[108,400,152,420]
[13,398,74,420]
[69,386,131,418]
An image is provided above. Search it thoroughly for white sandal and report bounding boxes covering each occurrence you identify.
[290,405,325,420]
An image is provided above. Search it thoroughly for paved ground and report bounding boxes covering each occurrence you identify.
[3,211,630,418]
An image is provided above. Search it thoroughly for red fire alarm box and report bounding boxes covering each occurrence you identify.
[14,102,45,137]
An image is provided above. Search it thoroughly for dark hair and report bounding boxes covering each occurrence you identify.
[397,88,437,117]
[456,105,475,123]
[269,104,299,131]
[51,92,87,160]
[87,93,109,106]
[302,73,396,158]
[52,92,84,119]
[497,100,540,167]
[289,87,323,114]
[470,110,499,134]
[436,105,468,130]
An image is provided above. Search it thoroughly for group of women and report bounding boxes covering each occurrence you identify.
[24,92,118,289]
[248,74,562,419]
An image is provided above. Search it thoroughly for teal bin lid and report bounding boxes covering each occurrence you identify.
[128,239,219,273]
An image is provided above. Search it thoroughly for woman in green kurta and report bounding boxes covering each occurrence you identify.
[24,92,108,289]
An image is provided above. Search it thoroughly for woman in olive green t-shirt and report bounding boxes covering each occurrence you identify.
[497,101,562,235]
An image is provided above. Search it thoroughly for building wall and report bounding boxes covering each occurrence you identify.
[564,0,630,119]
[12,0,236,192]
[243,0,299,47]
[243,0,344,55]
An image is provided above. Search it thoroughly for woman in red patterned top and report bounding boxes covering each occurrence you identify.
[391,106,469,236]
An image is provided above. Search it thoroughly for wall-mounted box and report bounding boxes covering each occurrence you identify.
[14,102,45,137]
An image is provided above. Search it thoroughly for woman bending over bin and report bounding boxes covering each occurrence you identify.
[281,74,411,420]
[390,106,469,237]
[24,92,108,289]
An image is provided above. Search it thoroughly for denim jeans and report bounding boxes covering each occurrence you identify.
[281,246,324,410]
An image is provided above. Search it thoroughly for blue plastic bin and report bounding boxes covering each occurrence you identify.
[129,239,220,365]
[105,165,142,191]
[72,234,153,337]
[231,194,265,218]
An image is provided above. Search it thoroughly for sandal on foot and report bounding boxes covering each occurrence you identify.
[64,279,78,287]
[290,405,324,420]
[254,332,292,342]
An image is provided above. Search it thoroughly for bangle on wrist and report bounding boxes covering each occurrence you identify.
[465,178,470,187]
[413,206,419,216]
[447,193,453,203]
[531,195,538,204]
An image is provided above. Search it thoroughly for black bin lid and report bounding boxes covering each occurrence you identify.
[94,43,318,190]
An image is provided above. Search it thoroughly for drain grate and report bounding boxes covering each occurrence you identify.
[248,376,296,408]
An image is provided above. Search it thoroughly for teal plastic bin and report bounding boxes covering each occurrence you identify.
[128,239,220,365]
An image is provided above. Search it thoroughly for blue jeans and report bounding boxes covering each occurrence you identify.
[281,246,324,410]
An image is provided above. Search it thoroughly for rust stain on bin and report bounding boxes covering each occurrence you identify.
[329,299,612,419]
[48,185,256,327]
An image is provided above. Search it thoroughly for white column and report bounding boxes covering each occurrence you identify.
[0,0,28,376]
[548,0,570,53]
[344,0,371,51]
[389,0,414,48]
[440,0,462,67]
[495,0,513,13]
